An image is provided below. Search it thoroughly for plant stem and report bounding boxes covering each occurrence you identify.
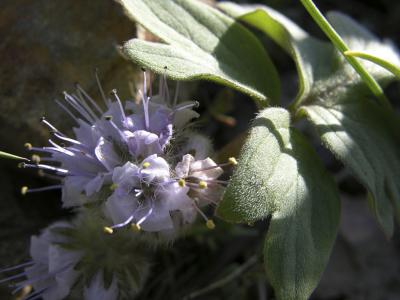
[345,51,400,80]
[299,0,392,109]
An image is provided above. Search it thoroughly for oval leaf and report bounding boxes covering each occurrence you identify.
[218,108,340,300]
[120,0,280,105]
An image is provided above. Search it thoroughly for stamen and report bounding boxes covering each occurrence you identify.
[229,157,238,165]
[25,288,47,300]
[21,186,28,195]
[131,223,141,232]
[136,202,154,226]
[63,92,96,124]
[110,183,118,191]
[73,88,100,121]
[206,219,216,230]
[104,118,128,143]
[40,117,65,136]
[134,189,143,197]
[190,158,236,173]
[95,68,109,106]
[37,170,63,181]
[48,139,74,156]
[11,284,32,296]
[173,101,199,113]
[31,154,40,164]
[191,202,210,225]
[203,179,228,185]
[198,181,208,189]
[55,99,80,123]
[138,88,150,131]
[0,271,27,284]
[19,163,69,175]
[21,185,62,195]
[178,178,186,187]
[24,143,32,150]
[111,89,127,123]
[52,132,82,146]
[0,261,33,273]
[103,227,113,234]
[75,83,103,116]
[109,213,136,230]
[142,162,150,169]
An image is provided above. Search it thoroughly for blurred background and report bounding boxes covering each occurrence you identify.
[0,0,399,299]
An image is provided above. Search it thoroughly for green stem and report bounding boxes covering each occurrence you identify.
[299,0,392,109]
[345,50,400,80]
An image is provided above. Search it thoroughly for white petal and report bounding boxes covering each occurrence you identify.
[94,137,121,171]
[191,158,223,179]
[104,194,138,225]
[175,154,195,178]
[84,174,105,196]
[140,155,170,183]
[61,176,90,207]
[138,201,174,232]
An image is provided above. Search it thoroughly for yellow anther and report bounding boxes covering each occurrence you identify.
[142,162,151,169]
[21,186,28,195]
[178,179,186,187]
[17,162,25,168]
[110,183,118,191]
[206,219,215,230]
[198,181,208,189]
[31,154,41,164]
[103,227,113,234]
[228,157,238,165]
[24,143,32,150]
[131,223,141,232]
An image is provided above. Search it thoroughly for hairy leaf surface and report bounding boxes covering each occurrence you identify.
[120,0,280,105]
[218,108,340,300]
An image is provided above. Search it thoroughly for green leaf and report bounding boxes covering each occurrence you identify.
[120,0,280,105]
[218,2,333,109]
[299,97,400,237]
[221,2,400,237]
[218,108,340,300]
[345,50,400,80]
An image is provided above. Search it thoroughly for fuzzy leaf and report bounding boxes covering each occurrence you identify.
[218,2,333,106]
[221,2,400,237]
[218,108,340,300]
[120,0,280,105]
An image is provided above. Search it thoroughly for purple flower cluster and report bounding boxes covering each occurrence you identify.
[21,73,233,233]
[3,72,236,299]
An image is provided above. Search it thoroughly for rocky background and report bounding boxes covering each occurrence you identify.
[0,0,399,299]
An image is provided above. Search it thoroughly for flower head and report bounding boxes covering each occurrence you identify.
[19,71,232,236]
[20,71,198,208]
[0,222,81,300]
